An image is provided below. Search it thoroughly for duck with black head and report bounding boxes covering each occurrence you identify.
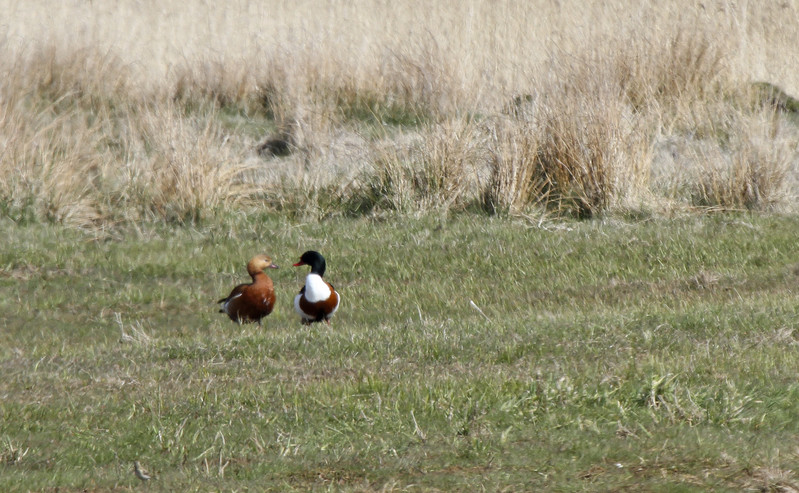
[293,250,340,325]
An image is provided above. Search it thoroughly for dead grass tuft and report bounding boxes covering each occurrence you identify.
[615,28,728,113]
[413,119,484,212]
[117,104,258,224]
[0,95,106,228]
[483,118,544,214]
[743,467,799,493]
[351,119,482,215]
[690,109,794,210]
[533,87,622,218]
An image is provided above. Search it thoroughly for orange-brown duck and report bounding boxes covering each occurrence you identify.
[218,255,278,325]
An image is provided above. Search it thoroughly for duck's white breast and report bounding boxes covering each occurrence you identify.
[303,274,331,302]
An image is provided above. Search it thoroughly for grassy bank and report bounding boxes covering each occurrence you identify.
[2,213,799,490]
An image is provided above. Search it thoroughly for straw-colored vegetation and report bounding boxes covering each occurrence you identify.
[1,0,798,227]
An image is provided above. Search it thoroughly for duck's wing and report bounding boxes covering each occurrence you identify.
[218,283,248,303]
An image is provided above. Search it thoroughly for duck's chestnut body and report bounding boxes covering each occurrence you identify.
[218,255,278,325]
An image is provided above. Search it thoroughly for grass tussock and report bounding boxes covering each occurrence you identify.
[615,28,727,113]
[413,119,484,212]
[483,119,544,214]
[690,109,794,210]
[350,119,483,215]
[533,88,623,218]
[6,45,133,110]
[118,105,258,224]
[0,96,106,228]
[0,54,258,226]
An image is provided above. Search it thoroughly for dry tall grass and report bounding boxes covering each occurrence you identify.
[1,0,799,226]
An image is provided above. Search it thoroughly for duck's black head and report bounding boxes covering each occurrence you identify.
[293,250,326,276]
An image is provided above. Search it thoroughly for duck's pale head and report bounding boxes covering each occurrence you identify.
[247,254,278,275]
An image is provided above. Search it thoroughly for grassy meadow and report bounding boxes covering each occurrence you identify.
[3,0,799,490]
[4,214,799,491]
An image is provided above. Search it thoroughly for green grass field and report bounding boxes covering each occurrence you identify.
[3,212,799,491]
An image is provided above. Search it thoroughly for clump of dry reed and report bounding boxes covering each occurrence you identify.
[115,104,258,224]
[480,23,792,217]
[0,47,258,226]
[689,109,795,210]
[351,119,483,215]
[482,119,543,215]
[483,90,634,218]
[0,46,124,228]
[0,103,105,228]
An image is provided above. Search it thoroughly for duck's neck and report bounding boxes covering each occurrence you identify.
[310,262,326,277]
[252,271,272,284]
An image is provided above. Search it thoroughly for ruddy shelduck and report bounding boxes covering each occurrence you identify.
[218,254,278,325]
